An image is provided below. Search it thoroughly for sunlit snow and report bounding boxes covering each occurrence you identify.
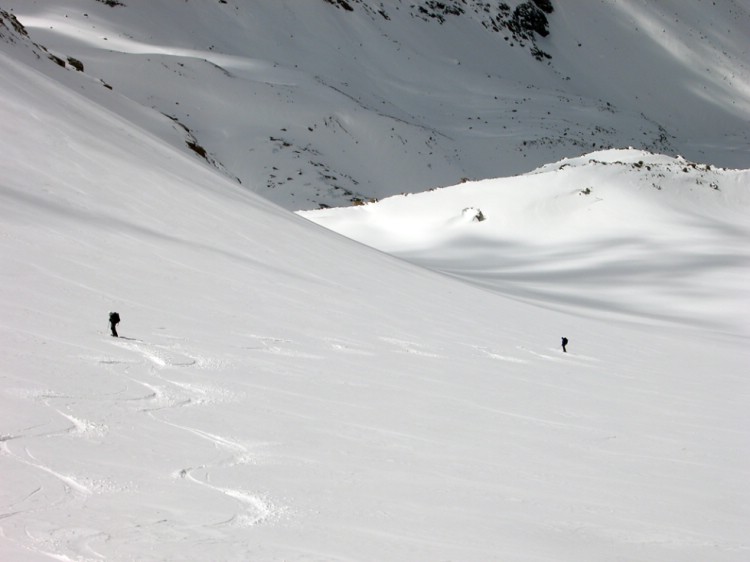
[1,2,749,561]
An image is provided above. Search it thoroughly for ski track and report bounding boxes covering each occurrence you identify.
[111,338,227,369]
[0,447,107,562]
[176,466,274,527]
[1,442,92,496]
[109,339,243,407]
[2,330,604,555]
[263,345,324,359]
[517,346,599,366]
[160,420,258,467]
[470,344,528,364]
[112,340,194,368]
[379,336,443,358]
[6,331,264,557]
[164,421,280,527]
[468,342,597,366]
[244,333,377,358]
[125,376,183,412]
[110,339,244,410]
[325,337,375,356]
[54,411,108,441]
[106,337,282,529]
[31,528,110,562]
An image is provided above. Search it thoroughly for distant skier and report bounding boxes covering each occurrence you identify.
[561,336,568,353]
[109,311,120,337]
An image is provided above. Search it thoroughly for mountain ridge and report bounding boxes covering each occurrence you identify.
[2,0,748,209]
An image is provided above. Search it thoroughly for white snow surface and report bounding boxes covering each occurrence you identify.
[1,0,749,209]
[301,149,750,337]
[1,2,750,562]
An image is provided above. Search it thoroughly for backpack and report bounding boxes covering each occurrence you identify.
[109,311,120,324]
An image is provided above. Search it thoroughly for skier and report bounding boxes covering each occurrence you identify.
[109,311,120,337]
[561,336,568,353]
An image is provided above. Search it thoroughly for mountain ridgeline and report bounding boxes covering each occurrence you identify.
[1,0,748,209]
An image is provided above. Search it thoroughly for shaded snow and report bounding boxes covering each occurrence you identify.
[301,149,750,336]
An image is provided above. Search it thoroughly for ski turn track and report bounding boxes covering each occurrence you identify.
[108,337,284,530]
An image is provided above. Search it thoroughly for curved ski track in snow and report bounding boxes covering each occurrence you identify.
[109,338,281,529]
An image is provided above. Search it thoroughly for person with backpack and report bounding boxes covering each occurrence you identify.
[109,311,120,337]
[561,336,568,353]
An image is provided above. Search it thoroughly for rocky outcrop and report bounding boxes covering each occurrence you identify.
[319,0,554,61]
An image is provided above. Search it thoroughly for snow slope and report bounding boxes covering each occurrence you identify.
[2,26,750,562]
[2,0,749,209]
[301,149,750,337]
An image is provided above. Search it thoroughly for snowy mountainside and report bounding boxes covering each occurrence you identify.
[301,149,750,336]
[1,15,750,562]
[1,0,749,209]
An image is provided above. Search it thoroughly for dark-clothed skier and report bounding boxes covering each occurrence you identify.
[109,311,120,337]
[561,336,568,353]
